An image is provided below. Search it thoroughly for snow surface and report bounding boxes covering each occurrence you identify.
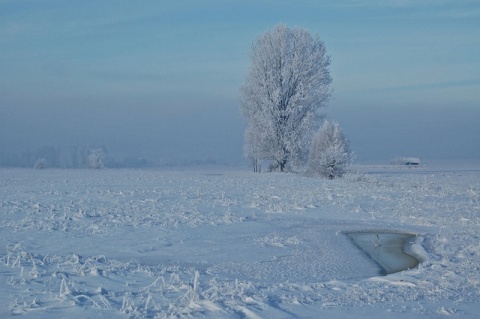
[1,163,479,318]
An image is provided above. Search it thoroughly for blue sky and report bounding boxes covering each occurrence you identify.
[1,0,479,164]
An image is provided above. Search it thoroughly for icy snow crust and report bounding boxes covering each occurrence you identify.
[1,164,479,318]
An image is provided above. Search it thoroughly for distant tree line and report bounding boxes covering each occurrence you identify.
[0,145,111,169]
[0,146,224,169]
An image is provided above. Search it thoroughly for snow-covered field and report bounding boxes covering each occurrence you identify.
[1,163,479,318]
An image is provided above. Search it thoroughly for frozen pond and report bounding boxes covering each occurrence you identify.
[348,232,420,274]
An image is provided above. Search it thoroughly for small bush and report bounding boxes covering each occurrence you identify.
[308,121,354,179]
[87,149,106,169]
[33,158,47,170]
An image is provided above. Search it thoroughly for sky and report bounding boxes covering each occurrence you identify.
[1,0,479,165]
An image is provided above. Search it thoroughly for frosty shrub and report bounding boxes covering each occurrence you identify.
[87,148,106,169]
[308,121,353,179]
[241,25,332,172]
[33,158,47,170]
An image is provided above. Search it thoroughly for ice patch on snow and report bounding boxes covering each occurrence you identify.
[348,232,420,274]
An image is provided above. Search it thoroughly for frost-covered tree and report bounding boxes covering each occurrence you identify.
[241,25,332,172]
[308,121,353,179]
[87,148,107,169]
[33,158,47,170]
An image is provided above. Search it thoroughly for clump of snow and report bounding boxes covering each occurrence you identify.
[1,163,479,318]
